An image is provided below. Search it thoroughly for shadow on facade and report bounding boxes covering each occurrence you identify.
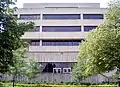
[42,63,56,73]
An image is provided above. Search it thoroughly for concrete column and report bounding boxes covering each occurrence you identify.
[40,14,43,20]
[81,25,84,32]
[81,13,83,20]
[18,14,20,19]
[80,14,84,32]
[40,14,42,32]
[40,40,42,46]
[40,26,42,32]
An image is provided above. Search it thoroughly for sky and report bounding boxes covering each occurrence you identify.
[15,0,110,8]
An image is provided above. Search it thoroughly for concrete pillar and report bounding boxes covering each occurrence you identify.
[81,13,83,20]
[40,40,42,46]
[81,26,84,32]
[40,14,43,20]
[18,14,20,19]
[40,26,42,32]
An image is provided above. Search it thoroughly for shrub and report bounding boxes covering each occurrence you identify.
[0,82,4,87]
[0,82,118,87]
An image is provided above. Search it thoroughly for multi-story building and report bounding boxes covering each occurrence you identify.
[14,3,106,82]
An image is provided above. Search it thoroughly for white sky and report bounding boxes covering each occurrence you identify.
[15,0,110,8]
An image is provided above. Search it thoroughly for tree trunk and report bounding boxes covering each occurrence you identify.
[13,75,15,87]
[118,81,120,87]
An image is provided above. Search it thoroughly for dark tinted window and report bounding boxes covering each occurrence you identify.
[83,14,104,19]
[30,40,40,46]
[42,26,81,32]
[53,69,57,73]
[43,14,80,19]
[20,14,40,20]
[84,26,97,31]
[64,69,67,72]
[58,69,61,73]
[42,40,81,46]
[68,69,71,72]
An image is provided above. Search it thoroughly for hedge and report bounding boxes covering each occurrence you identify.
[17,84,117,87]
[0,82,117,87]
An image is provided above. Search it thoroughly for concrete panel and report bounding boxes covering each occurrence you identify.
[28,52,78,62]
[1,73,115,83]
[28,46,79,52]
[23,3,100,8]
[19,20,104,26]
[15,8,106,14]
[21,32,87,40]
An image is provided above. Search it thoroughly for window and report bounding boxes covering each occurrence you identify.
[20,14,40,20]
[32,26,40,32]
[83,14,104,19]
[42,26,81,32]
[54,69,57,73]
[30,40,40,46]
[53,68,61,73]
[68,68,71,72]
[43,14,80,19]
[42,40,81,46]
[84,26,97,31]
[64,69,67,73]
[58,69,61,73]
[63,68,71,73]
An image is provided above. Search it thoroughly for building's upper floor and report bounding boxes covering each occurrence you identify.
[15,3,106,52]
[16,3,106,42]
[15,3,106,18]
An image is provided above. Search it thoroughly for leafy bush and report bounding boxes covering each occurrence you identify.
[0,82,118,87]
[0,82,12,87]
[0,82,4,87]
[16,84,117,87]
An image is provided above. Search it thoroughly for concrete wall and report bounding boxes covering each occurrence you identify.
[29,46,79,52]
[21,32,88,40]
[23,3,100,8]
[15,8,105,14]
[1,73,115,83]
[28,52,78,62]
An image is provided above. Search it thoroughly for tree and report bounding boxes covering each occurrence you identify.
[0,0,34,73]
[72,63,86,82]
[8,46,40,87]
[72,0,120,81]
[8,46,28,87]
[26,59,40,83]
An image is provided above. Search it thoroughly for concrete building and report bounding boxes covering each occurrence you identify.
[14,3,107,82]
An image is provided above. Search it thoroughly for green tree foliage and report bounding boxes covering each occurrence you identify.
[8,46,40,87]
[26,59,40,81]
[72,0,120,81]
[8,46,28,87]
[0,0,34,73]
[8,46,28,76]
[0,0,17,5]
